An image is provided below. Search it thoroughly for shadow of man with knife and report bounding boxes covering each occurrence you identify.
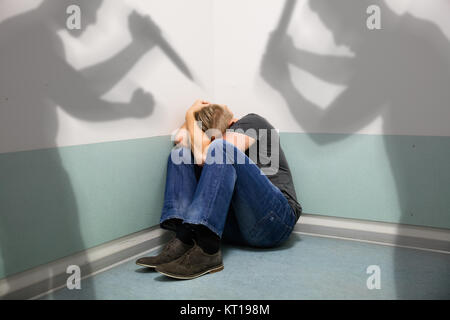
[261,0,450,299]
[0,0,193,299]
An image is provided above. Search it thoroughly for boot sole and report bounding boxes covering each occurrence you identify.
[136,262,157,268]
[156,264,224,280]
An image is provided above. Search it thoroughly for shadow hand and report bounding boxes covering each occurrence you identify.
[128,11,161,49]
[261,31,295,90]
[129,88,154,117]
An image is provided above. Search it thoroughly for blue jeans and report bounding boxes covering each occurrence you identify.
[159,139,296,248]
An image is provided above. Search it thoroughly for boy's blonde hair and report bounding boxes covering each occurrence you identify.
[194,104,233,137]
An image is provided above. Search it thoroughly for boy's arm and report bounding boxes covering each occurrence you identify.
[174,122,189,147]
[185,100,211,165]
[223,132,256,152]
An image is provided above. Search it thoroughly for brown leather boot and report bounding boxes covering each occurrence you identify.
[136,237,193,268]
[155,243,224,279]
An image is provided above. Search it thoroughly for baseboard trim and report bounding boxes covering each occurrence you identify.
[2,215,449,300]
[0,226,172,300]
[295,214,450,253]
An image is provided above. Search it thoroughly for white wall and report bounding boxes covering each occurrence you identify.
[0,0,213,154]
[213,0,450,136]
[1,0,449,155]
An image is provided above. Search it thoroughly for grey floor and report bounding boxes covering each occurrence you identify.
[41,233,450,300]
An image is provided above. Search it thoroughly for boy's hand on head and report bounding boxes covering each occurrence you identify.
[186,99,210,117]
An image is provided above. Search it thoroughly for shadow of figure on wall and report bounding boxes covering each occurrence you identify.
[0,0,188,298]
[261,0,450,298]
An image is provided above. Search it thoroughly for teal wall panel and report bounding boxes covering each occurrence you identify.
[0,136,172,279]
[281,133,450,229]
[1,133,449,279]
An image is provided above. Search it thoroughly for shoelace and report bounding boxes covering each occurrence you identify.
[179,246,197,265]
[162,238,178,258]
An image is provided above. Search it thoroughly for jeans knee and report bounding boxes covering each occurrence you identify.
[168,146,193,165]
[209,138,228,149]
[205,139,229,165]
